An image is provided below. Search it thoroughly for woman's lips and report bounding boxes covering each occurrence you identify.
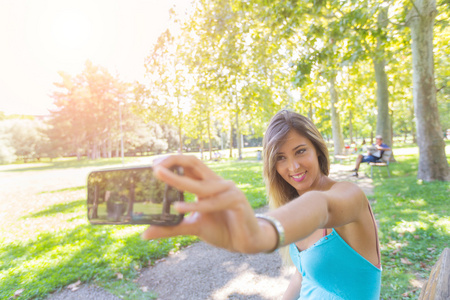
[291,171,307,182]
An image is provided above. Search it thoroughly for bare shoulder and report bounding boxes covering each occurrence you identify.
[330,180,364,193]
[327,181,367,204]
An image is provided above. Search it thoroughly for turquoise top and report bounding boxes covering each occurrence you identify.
[289,229,381,299]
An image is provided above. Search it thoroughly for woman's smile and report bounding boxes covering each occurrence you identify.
[290,171,307,182]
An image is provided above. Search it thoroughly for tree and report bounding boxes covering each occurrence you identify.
[0,124,16,164]
[49,61,130,159]
[406,0,449,181]
[142,29,191,153]
[0,119,42,162]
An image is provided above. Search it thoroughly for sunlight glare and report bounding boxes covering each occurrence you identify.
[51,11,91,50]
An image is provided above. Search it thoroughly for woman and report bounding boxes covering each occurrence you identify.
[142,110,381,299]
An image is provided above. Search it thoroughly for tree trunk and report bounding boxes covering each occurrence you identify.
[407,0,449,181]
[107,136,112,158]
[229,115,233,158]
[329,73,345,155]
[373,58,392,145]
[235,108,242,160]
[374,7,392,147]
[308,102,313,120]
[178,125,183,154]
[207,111,212,160]
[127,181,135,219]
[349,109,354,144]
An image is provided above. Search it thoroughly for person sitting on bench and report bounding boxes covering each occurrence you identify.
[351,135,390,177]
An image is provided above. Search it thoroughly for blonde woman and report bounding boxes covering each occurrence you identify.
[143,110,381,299]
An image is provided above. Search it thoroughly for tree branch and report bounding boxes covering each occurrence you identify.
[409,0,422,17]
[437,84,447,93]
[387,19,407,28]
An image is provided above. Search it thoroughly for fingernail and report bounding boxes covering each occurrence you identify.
[174,201,187,213]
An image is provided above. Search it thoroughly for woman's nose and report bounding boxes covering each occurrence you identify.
[288,160,300,171]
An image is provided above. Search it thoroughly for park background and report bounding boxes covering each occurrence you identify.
[0,0,449,299]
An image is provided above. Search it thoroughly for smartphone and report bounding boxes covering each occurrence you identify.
[87,165,184,226]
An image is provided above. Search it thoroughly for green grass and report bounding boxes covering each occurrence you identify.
[0,159,266,300]
[367,149,450,299]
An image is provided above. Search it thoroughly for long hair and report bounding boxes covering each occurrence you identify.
[263,110,330,209]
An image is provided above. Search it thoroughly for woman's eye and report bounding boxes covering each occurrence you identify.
[276,155,285,161]
[295,149,306,155]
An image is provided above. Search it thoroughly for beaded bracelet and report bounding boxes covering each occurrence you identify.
[255,214,285,253]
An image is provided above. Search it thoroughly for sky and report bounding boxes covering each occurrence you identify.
[0,0,192,116]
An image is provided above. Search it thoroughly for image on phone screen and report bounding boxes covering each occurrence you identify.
[87,166,184,226]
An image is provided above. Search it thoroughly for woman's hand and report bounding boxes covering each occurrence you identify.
[141,155,272,253]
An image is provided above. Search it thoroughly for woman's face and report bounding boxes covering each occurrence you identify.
[275,130,322,195]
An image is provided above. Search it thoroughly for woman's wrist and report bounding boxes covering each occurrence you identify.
[255,214,285,253]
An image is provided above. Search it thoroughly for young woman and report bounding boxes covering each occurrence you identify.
[142,110,381,299]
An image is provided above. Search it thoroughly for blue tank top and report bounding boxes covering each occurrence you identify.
[289,228,381,299]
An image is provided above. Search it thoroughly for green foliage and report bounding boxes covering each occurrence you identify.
[0,119,47,162]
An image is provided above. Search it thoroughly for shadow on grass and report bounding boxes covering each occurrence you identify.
[24,199,86,219]
[38,185,86,194]
[0,223,194,300]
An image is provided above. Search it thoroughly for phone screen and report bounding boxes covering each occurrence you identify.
[87,166,184,226]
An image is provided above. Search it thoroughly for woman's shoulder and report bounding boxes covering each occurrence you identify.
[328,180,366,201]
[329,179,360,190]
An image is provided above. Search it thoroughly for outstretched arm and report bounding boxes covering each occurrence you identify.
[142,155,368,254]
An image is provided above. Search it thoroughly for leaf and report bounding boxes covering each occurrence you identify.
[392,248,401,255]
[67,280,82,291]
[400,257,413,265]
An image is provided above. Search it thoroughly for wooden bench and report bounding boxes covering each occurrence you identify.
[369,150,392,178]
[419,248,449,299]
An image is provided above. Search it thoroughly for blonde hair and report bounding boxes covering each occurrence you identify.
[263,110,330,209]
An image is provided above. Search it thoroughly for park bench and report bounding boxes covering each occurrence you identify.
[369,150,392,178]
[418,248,449,299]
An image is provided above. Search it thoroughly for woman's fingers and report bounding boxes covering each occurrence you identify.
[154,164,232,198]
[141,214,199,240]
[155,155,221,180]
[174,186,249,214]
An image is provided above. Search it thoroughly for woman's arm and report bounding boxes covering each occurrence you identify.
[268,181,367,247]
[282,270,302,300]
[142,155,368,254]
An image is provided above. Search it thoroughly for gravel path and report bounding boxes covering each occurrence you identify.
[47,163,373,300]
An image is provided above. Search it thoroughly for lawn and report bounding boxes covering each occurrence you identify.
[0,145,448,299]
[368,145,450,299]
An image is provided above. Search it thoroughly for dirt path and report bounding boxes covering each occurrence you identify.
[48,163,373,300]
